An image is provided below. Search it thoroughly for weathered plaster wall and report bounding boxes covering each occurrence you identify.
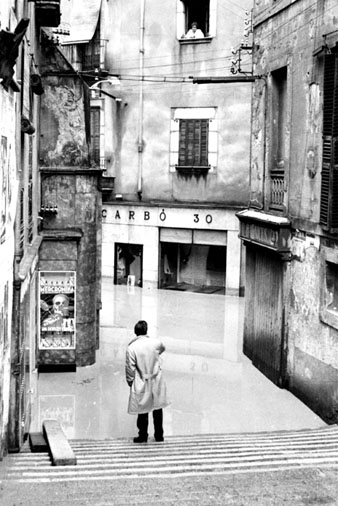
[0,57,17,458]
[103,0,252,204]
[251,0,338,422]
[288,243,338,422]
[40,77,89,168]
[40,173,100,366]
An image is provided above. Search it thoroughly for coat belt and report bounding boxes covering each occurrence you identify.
[142,370,160,380]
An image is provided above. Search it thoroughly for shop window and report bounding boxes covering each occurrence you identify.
[170,107,217,173]
[160,242,226,293]
[320,52,338,234]
[269,66,288,211]
[90,107,101,167]
[177,0,216,40]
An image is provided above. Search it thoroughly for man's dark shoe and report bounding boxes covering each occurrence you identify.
[155,437,164,442]
[133,436,148,443]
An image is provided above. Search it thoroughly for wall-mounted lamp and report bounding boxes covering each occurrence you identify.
[30,73,44,95]
[89,78,122,102]
[21,115,35,134]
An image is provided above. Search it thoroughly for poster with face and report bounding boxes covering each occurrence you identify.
[39,271,76,349]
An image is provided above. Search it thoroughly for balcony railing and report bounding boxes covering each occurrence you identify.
[269,172,286,211]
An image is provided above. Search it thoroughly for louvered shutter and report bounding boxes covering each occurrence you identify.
[178,119,209,167]
[90,107,100,166]
[320,53,338,232]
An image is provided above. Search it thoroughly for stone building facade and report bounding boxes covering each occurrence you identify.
[0,0,102,457]
[238,0,338,423]
[60,0,253,296]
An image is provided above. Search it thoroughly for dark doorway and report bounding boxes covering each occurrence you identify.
[114,243,143,287]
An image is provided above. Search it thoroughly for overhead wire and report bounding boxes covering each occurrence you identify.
[83,1,336,88]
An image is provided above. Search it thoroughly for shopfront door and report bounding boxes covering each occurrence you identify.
[114,243,143,287]
[244,245,287,387]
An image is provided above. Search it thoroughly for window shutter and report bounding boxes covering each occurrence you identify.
[178,119,209,167]
[320,53,338,232]
[90,108,100,166]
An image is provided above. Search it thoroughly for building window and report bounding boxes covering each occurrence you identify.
[28,179,33,244]
[178,119,209,167]
[320,247,338,330]
[170,107,217,173]
[326,262,338,312]
[177,0,216,40]
[320,52,338,233]
[269,66,288,211]
[90,107,100,167]
[19,187,24,252]
[82,22,101,72]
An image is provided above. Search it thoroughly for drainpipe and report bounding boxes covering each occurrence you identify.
[137,0,145,200]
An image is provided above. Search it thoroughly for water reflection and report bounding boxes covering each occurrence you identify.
[30,281,325,440]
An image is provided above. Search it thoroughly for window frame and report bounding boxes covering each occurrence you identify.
[90,106,101,167]
[267,65,289,213]
[177,118,209,169]
[320,52,338,234]
[170,107,217,173]
[177,0,217,42]
[320,246,338,330]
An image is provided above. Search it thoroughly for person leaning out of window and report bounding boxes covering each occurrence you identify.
[182,22,204,39]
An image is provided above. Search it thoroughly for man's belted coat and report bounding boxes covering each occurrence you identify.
[125,335,169,414]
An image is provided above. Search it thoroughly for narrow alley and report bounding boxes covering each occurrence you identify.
[29,278,325,441]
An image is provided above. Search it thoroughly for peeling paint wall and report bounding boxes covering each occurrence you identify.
[0,90,16,459]
[40,77,89,167]
[39,173,101,367]
[38,39,102,367]
[251,0,338,422]
[0,1,18,459]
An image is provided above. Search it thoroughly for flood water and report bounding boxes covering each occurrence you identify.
[30,278,326,440]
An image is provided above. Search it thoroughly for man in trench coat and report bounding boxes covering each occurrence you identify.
[125,320,169,443]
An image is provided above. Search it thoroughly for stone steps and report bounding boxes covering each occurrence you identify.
[1,426,338,483]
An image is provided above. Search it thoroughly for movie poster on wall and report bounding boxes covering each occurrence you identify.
[39,271,76,349]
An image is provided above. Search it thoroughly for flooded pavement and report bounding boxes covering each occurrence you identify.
[30,278,326,440]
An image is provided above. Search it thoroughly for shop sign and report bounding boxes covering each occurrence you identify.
[100,206,228,230]
[239,221,290,252]
[39,271,76,350]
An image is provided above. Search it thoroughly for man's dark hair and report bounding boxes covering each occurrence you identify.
[134,320,148,336]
